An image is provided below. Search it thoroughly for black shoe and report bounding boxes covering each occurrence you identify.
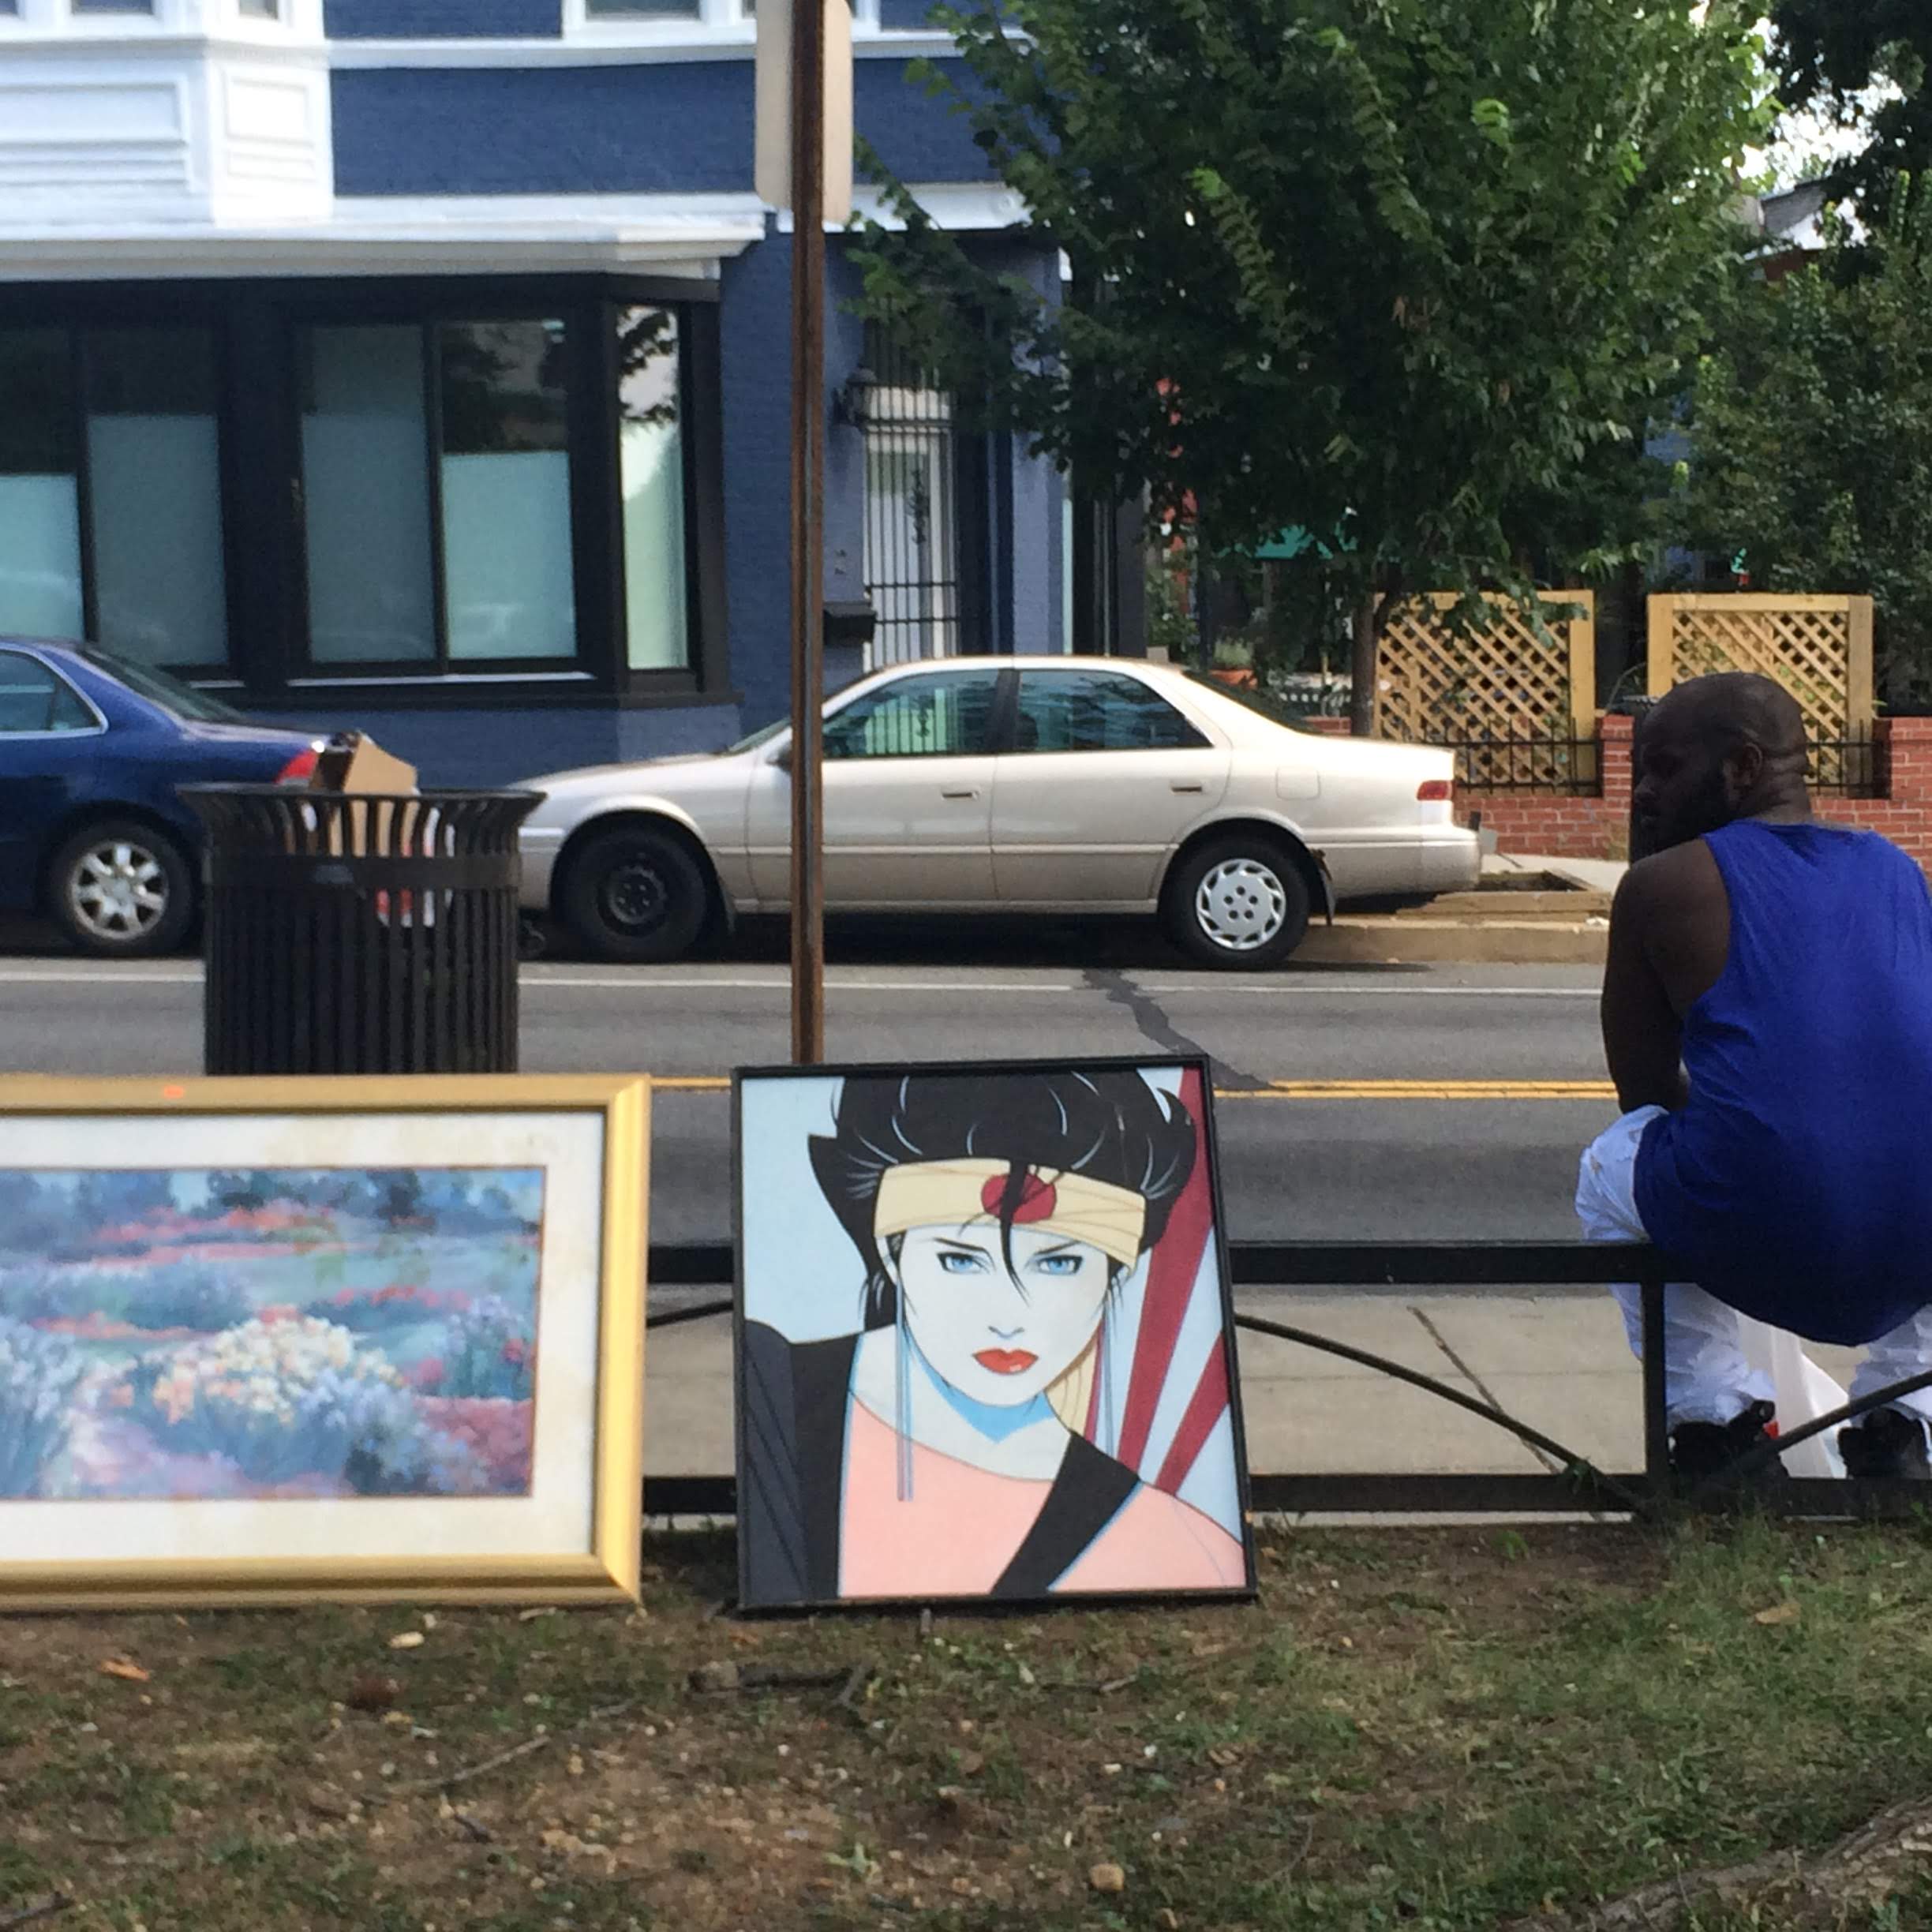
[1668,1399,1785,1484]
[1838,1407,1932,1480]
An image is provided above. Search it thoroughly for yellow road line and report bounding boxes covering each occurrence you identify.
[644,1075,1616,1101]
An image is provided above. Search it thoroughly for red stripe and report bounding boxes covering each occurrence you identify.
[1116,1068,1213,1470]
[1155,1343,1230,1496]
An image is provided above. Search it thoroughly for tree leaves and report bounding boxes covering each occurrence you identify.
[851,0,1765,648]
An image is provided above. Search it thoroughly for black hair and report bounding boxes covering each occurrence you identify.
[807,1069,1197,1330]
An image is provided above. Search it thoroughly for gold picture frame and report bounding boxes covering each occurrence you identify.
[0,1075,648,1611]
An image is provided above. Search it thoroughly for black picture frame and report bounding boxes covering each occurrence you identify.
[731,1053,1259,1616]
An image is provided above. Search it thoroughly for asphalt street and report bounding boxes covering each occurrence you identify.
[0,935,1615,1250]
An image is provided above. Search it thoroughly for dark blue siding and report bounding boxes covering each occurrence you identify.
[326,0,561,36]
[331,64,755,196]
[331,58,990,198]
[717,227,795,729]
[854,58,994,182]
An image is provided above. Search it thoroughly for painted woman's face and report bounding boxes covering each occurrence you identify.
[893,1219,1116,1409]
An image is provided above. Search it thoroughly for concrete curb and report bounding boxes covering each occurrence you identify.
[1301,919,1608,966]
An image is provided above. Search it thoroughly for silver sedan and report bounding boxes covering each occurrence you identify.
[514,655,1478,969]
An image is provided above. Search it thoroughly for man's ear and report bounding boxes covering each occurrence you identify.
[1725,742,1765,798]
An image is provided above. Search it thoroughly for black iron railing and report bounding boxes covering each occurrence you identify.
[641,1241,1931,1520]
[1809,734,1884,798]
[1427,730,1602,796]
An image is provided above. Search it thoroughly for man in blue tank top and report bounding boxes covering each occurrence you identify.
[1576,672,1932,1481]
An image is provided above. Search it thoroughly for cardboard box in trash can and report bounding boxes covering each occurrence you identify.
[307,732,420,857]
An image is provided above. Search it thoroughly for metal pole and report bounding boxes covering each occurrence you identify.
[788,0,828,1065]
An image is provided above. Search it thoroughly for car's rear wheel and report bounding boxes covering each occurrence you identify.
[47,818,195,958]
[1163,834,1312,970]
[557,822,711,963]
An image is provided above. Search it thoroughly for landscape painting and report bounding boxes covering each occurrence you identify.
[0,1166,545,1504]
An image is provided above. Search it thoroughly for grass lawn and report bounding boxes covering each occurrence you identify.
[4,1518,1932,1931]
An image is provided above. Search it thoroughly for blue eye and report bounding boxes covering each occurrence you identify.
[938,1251,990,1275]
[1032,1254,1083,1277]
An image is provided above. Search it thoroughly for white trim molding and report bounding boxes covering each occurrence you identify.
[0,191,769,277]
[779,180,1029,232]
[326,26,953,68]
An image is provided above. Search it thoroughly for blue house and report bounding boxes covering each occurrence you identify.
[0,0,1083,782]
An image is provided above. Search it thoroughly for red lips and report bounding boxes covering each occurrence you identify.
[974,1348,1039,1375]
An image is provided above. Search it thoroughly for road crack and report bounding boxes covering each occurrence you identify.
[1081,968,1271,1092]
[1410,1305,1561,1475]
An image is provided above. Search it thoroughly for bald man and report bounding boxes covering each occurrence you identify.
[1576,672,1932,1481]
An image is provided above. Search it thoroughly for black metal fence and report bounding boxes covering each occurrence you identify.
[1426,729,1603,796]
[857,325,963,667]
[640,1241,1932,1520]
[1809,734,1884,798]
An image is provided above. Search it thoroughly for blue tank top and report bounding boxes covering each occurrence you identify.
[1632,820,1932,1343]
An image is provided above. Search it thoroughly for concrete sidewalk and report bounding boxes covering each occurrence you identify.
[642,1289,1863,1485]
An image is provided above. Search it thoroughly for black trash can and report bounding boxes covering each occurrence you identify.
[182,785,541,1076]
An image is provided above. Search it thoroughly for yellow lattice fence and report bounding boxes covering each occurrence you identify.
[1375,591,1597,789]
[1647,594,1876,744]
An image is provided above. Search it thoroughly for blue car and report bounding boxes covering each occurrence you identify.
[0,640,321,957]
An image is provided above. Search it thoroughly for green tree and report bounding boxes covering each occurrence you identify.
[1671,177,1932,710]
[1772,1,1929,217]
[854,0,1767,732]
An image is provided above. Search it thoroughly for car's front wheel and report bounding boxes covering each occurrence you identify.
[1163,834,1312,970]
[47,818,195,958]
[556,822,712,963]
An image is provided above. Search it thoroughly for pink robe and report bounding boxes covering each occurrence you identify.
[837,1398,1245,1600]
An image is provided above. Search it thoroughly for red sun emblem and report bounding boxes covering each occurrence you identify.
[981,1170,1058,1222]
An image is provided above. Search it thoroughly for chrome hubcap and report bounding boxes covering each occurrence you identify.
[69,841,169,940]
[1195,857,1287,953]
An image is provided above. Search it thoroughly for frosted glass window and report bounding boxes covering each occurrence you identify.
[439,320,576,662]
[0,329,83,642]
[617,308,689,672]
[300,326,436,665]
[85,330,228,668]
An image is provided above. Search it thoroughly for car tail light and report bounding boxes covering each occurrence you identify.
[1416,778,1452,802]
[276,743,322,784]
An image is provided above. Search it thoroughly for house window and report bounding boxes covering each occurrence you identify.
[0,326,228,668]
[298,317,577,671]
[617,307,689,672]
[71,1,157,12]
[584,0,702,19]
[238,0,280,15]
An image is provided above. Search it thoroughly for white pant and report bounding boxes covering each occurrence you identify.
[1576,1108,1932,1428]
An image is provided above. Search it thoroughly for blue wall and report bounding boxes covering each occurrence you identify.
[267,703,744,788]
[718,225,796,731]
[331,56,990,198]
[326,0,560,35]
[333,63,754,196]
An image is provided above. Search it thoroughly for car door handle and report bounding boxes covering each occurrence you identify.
[942,788,979,799]
[1170,781,1205,794]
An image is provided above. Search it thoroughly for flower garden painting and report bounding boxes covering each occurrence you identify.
[0,1167,544,1503]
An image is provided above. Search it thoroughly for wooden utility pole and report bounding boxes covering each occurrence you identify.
[786,0,828,1065]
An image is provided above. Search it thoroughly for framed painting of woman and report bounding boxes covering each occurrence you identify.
[733,1058,1255,1611]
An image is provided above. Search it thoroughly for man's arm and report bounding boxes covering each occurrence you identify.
[1601,866,1690,1114]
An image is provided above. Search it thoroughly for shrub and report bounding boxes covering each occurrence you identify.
[131,1316,486,1496]
[437,1296,536,1402]
[0,1317,87,1498]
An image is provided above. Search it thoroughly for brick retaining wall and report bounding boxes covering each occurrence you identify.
[1300,713,1932,869]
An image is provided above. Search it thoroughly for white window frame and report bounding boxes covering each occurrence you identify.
[0,0,315,32]
[562,0,878,43]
